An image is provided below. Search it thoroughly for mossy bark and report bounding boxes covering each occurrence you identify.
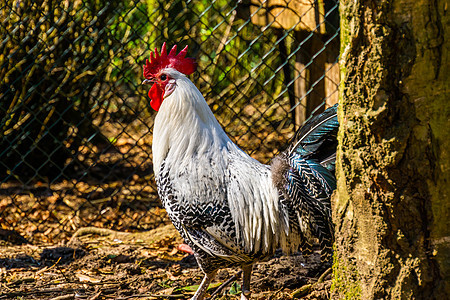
[332,0,449,299]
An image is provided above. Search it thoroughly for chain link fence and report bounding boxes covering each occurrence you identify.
[0,0,339,245]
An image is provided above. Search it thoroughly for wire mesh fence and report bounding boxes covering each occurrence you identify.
[0,0,340,245]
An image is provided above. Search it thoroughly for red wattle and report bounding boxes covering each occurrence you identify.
[149,84,163,111]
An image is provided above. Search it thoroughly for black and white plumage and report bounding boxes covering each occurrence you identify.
[144,46,338,300]
[271,105,338,258]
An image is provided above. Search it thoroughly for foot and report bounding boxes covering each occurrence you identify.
[189,270,217,300]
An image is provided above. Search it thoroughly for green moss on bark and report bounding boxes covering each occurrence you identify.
[331,245,362,300]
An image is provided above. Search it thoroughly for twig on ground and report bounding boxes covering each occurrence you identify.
[209,270,242,300]
[0,282,122,299]
[291,267,333,298]
[49,294,75,300]
[291,284,312,299]
[116,294,185,299]
[0,288,76,299]
[317,267,332,283]
[88,290,102,300]
[36,256,62,277]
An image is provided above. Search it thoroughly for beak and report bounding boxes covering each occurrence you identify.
[142,78,155,85]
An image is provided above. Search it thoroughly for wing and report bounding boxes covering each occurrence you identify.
[225,152,286,256]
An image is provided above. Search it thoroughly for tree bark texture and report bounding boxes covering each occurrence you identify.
[332,0,448,299]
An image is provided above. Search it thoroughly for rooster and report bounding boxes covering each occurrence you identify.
[142,43,338,300]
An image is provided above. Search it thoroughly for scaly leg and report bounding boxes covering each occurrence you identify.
[190,270,217,300]
[241,264,253,300]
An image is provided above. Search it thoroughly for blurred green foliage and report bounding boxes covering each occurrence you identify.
[0,0,151,180]
[1,1,110,179]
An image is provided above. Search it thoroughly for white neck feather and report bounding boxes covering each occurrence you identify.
[152,69,232,174]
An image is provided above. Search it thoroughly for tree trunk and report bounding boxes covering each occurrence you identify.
[332,0,449,299]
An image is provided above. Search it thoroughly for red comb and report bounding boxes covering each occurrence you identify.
[143,43,197,78]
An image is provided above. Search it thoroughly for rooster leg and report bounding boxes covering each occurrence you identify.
[241,264,253,300]
[190,270,217,300]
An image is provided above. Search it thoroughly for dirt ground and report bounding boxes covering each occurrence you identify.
[0,224,331,300]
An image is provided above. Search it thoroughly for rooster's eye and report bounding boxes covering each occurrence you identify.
[160,74,167,81]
